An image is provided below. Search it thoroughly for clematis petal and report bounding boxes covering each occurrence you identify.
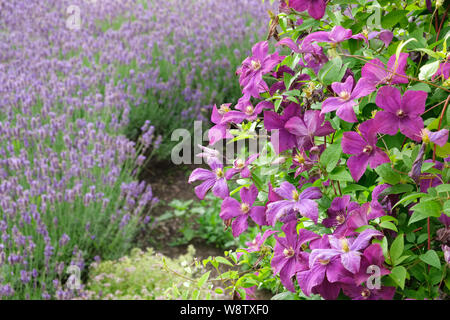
[361,58,387,84]
[188,168,215,183]
[351,77,376,99]
[342,131,366,155]
[240,184,258,206]
[194,179,215,200]
[279,259,299,292]
[336,100,358,123]
[211,178,229,199]
[294,199,319,224]
[387,53,409,84]
[266,200,295,226]
[375,86,402,113]
[399,116,424,141]
[249,206,268,226]
[341,251,361,274]
[401,90,427,116]
[231,215,249,237]
[285,116,309,137]
[220,197,242,220]
[373,111,399,136]
[299,187,322,200]
[332,76,353,95]
[428,129,449,147]
[321,97,343,114]
[347,153,370,182]
[274,181,297,200]
[307,0,326,20]
[369,148,390,169]
[350,229,384,251]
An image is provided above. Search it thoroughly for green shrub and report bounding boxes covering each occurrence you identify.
[85,246,223,300]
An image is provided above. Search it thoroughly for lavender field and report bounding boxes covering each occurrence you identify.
[0,0,271,299]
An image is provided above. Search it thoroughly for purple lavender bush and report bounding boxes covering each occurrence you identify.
[0,0,163,299]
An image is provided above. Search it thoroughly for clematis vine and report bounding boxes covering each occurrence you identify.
[361,53,409,86]
[225,154,259,179]
[321,76,375,122]
[266,182,321,225]
[284,109,335,150]
[236,41,284,98]
[373,86,427,141]
[188,157,229,200]
[271,221,320,292]
[219,184,267,237]
[342,119,390,182]
[309,229,384,274]
[289,0,327,20]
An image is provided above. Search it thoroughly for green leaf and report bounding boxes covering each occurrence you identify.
[215,256,234,267]
[380,221,398,232]
[418,61,440,80]
[393,192,427,209]
[381,10,408,29]
[390,234,404,264]
[320,143,342,172]
[409,200,442,225]
[390,266,407,290]
[329,167,353,182]
[197,271,210,288]
[419,250,441,269]
[375,163,401,185]
[318,57,345,86]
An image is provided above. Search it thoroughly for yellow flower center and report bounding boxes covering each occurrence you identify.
[421,129,430,144]
[295,154,305,164]
[396,109,406,118]
[336,214,346,225]
[283,247,295,258]
[363,145,373,154]
[339,91,351,101]
[240,203,250,214]
[251,59,261,71]
[292,190,299,201]
[245,105,254,115]
[234,159,245,169]
[361,288,371,298]
[215,168,224,178]
[341,238,350,252]
[318,258,330,265]
[218,104,230,114]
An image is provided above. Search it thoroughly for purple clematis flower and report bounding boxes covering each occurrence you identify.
[297,235,352,299]
[291,148,315,178]
[346,203,387,235]
[234,97,274,121]
[188,157,229,200]
[342,284,396,300]
[352,243,391,286]
[321,76,375,122]
[237,41,284,98]
[361,53,409,86]
[342,119,390,182]
[219,184,267,237]
[264,103,302,153]
[323,195,360,237]
[373,86,427,141]
[243,229,277,254]
[421,128,449,147]
[285,109,335,150]
[289,0,327,20]
[225,154,259,179]
[266,182,321,225]
[432,62,450,80]
[208,104,235,145]
[302,26,364,48]
[271,221,321,292]
[367,30,394,47]
[309,229,384,274]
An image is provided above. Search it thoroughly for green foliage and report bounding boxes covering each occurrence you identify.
[85,246,222,300]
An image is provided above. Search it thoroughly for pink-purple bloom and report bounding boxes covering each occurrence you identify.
[225,154,259,179]
[219,184,267,236]
[373,86,427,142]
[321,76,375,122]
[342,119,390,182]
[266,182,321,225]
[237,41,285,98]
[271,221,320,292]
[361,53,409,86]
[289,0,327,20]
[285,109,335,150]
[188,157,229,200]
